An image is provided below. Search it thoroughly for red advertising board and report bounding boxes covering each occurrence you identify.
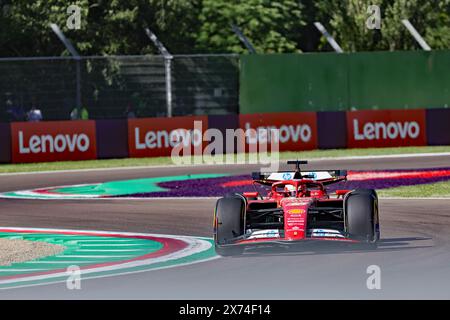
[346,109,427,148]
[239,112,318,152]
[11,121,97,163]
[128,116,208,158]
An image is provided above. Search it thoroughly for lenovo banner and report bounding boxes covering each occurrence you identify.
[11,121,97,163]
[128,116,208,158]
[239,112,318,152]
[347,109,426,148]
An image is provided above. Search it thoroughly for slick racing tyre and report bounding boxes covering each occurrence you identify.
[214,195,245,256]
[344,189,380,246]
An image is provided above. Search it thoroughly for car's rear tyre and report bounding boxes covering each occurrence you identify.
[214,195,246,256]
[345,189,380,244]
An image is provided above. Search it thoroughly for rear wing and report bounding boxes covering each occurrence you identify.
[251,170,348,182]
[252,160,347,185]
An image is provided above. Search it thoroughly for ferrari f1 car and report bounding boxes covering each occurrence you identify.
[213,161,380,256]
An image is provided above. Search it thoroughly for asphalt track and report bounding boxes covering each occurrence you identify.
[0,154,449,299]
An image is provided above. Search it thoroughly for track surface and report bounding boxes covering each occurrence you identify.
[0,155,449,299]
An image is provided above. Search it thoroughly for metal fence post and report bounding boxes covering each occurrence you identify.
[401,19,432,51]
[145,28,173,117]
[164,56,173,118]
[75,58,81,117]
[231,24,257,54]
[313,22,344,53]
[50,23,82,118]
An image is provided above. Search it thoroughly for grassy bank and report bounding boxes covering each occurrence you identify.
[378,180,450,198]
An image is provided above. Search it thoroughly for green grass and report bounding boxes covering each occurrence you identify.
[0,146,449,174]
[378,180,450,198]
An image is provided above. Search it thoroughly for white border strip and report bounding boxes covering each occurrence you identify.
[1,152,450,176]
[380,197,450,200]
[0,194,220,200]
[0,227,218,288]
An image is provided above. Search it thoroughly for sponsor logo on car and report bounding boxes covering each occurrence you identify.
[308,228,345,238]
[288,209,305,214]
[282,172,292,180]
[247,229,280,239]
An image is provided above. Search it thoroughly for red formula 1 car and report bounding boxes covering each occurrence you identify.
[213,160,380,256]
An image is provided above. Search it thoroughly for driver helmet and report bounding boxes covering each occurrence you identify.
[284,184,297,196]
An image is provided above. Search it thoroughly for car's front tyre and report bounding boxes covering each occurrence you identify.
[344,189,380,245]
[213,195,246,256]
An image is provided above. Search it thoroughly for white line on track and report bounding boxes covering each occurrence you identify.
[79,243,150,247]
[25,261,96,264]
[0,269,48,272]
[0,196,221,201]
[104,196,450,201]
[2,193,450,201]
[0,226,218,289]
[2,256,221,291]
[0,152,449,177]
[380,197,450,200]
[314,152,450,160]
[75,249,147,252]
[54,255,135,258]
[73,239,138,242]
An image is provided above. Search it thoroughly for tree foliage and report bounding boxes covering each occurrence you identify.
[197,0,304,53]
[316,0,450,52]
[0,0,200,56]
[0,0,448,57]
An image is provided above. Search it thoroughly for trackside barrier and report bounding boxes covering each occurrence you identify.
[96,119,129,159]
[9,120,97,163]
[239,112,318,152]
[346,109,427,148]
[317,112,347,149]
[127,115,208,158]
[240,51,450,114]
[0,108,448,164]
[426,108,450,146]
[207,114,239,131]
[0,123,11,163]
[207,114,240,153]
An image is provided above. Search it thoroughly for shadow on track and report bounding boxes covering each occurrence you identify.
[221,236,433,258]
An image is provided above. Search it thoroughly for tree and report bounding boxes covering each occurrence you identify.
[0,0,87,57]
[0,0,201,57]
[0,1,448,56]
[315,0,450,52]
[382,0,450,51]
[197,0,305,53]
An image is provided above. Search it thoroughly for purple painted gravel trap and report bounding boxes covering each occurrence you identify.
[117,167,450,198]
